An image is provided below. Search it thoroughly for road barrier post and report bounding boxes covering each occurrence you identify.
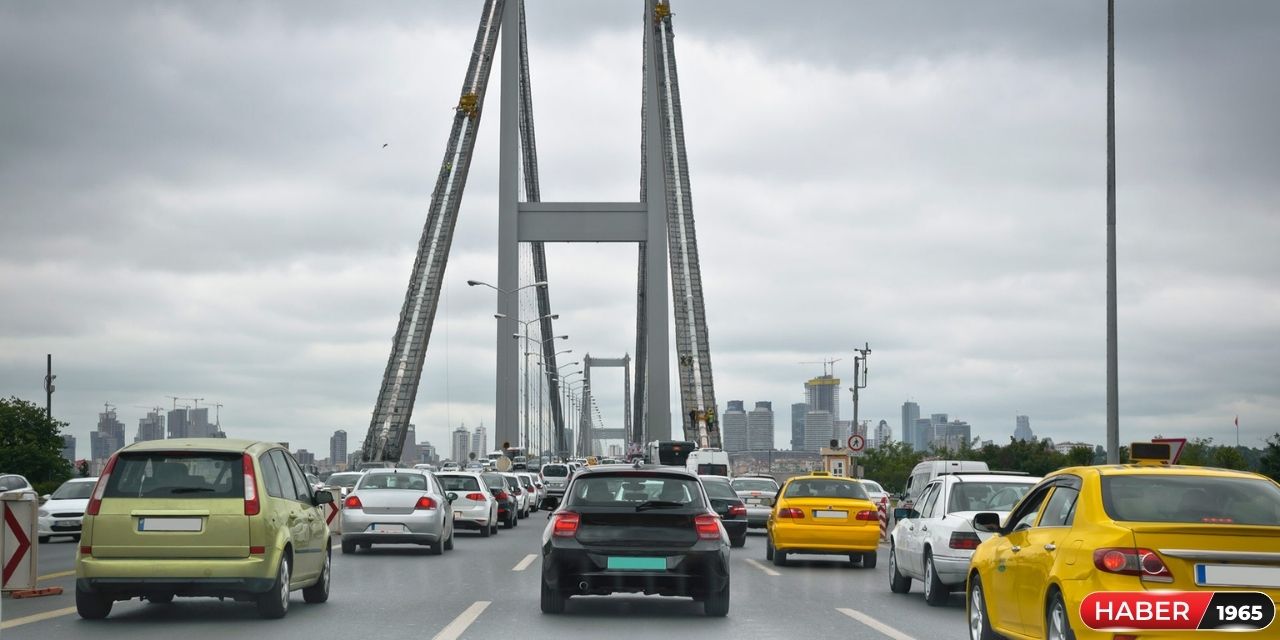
[326,500,342,535]
[2,489,40,592]
[877,496,889,541]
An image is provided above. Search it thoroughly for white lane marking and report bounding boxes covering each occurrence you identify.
[744,558,780,576]
[432,600,491,640]
[0,606,78,630]
[37,570,75,581]
[512,554,537,571]
[837,608,920,640]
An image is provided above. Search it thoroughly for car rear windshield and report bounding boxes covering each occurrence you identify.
[566,474,703,508]
[104,452,244,499]
[784,478,869,501]
[481,474,506,489]
[52,481,96,500]
[542,465,568,477]
[1102,475,1280,525]
[439,475,481,491]
[358,473,428,491]
[701,478,738,499]
[695,464,729,476]
[0,475,29,491]
[731,478,777,492]
[861,480,885,493]
[326,473,362,488]
[947,482,1034,513]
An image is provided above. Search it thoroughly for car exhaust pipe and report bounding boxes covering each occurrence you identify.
[579,581,589,593]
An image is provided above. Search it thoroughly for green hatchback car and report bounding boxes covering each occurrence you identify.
[76,438,335,619]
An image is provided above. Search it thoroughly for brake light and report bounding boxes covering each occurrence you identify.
[777,508,805,519]
[949,531,981,550]
[250,546,266,555]
[416,496,437,510]
[79,546,92,556]
[553,512,580,537]
[85,454,118,516]
[1093,548,1173,582]
[464,492,486,501]
[243,453,260,516]
[495,490,510,501]
[855,510,878,521]
[344,495,363,509]
[694,514,722,540]
[728,504,747,518]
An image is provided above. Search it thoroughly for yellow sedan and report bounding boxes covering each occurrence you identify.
[966,445,1280,640]
[765,472,881,567]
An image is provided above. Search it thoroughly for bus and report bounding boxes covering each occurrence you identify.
[646,440,697,468]
[686,448,730,477]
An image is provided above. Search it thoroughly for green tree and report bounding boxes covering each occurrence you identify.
[0,396,72,485]
[1212,446,1248,471]
[1259,434,1280,482]
[861,441,923,494]
[1066,446,1094,467]
[1178,437,1215,466]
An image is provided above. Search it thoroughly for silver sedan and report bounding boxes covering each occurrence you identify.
[340,469,455,555]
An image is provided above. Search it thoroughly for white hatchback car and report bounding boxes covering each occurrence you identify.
[436,472,499,537]
[38,477,98,542]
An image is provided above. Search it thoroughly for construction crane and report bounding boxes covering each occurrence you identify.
[799,358,843,377]
[213,403,224,431]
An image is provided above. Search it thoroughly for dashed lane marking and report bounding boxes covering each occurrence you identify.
[744,558,780,576]
[512,554,537,571]
[837,608,920,640]
[37,570,75,582]
[431,600,490,640]
[0,607,78,630]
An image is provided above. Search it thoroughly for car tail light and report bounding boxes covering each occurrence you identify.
[79,546,92,556]
[727,504,747,517]
[694,514,722,540]
[949,531,981,550]
[85,454,118,516]
[465,492,486,501]
[855,510,878,521]
[416,496,437,510]
[553,512,580,537]
[495,490,510,501]
[242,453,260,516]
[1093,548,1173,582]
[777,508,805,519]
[250,546,266,555]
[344,495,363,510]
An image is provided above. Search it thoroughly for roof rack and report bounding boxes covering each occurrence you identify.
[941,470,1032,477]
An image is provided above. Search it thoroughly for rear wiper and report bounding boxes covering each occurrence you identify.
[635,500,686,512]
[171,487,216,494]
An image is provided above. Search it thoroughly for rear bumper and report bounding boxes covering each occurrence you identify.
[78,576,275,599]
[341,509,446,537]
[932,552,972,585]
[343,532,439,545]
[542,542,729,597]
[771,522,880,553]
[744,507,771,527]
[78,555,276,594]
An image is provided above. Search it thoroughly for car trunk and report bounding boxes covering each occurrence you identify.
[356,490,422,515]
[738,491,775,508]
[576,511,699,548]
[1128,523,1280,598]
[707,498,743,520]
[785,498,876,527]
[91,497,249,559]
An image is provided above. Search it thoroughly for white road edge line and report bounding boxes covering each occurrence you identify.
[512,554,537,571]
[0,606,78,630]
[837,607,920,640]
[744,558,780,576]
[432,600,491,640]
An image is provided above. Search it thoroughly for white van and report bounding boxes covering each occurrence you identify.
[686,448,731,477]
[901,460,989,508]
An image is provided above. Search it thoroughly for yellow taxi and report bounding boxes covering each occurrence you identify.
[765,472,880,567]
[966,442,1280,640]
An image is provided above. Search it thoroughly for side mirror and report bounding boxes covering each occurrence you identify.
[446,492,457,503]
[973,512,1002,533]
[313,490,335,506]
[41,494,51,502]
[893,508,917,521]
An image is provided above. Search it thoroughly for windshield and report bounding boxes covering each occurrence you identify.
[104,452,243,499]
[946,481,1033,512]
[358,473,428,491]
[701,478,738,499]
[732,478,778,492]
[51,481,96,500]
[1102,475,1280,525]
[784,478,869,501]
[0,475,30,491]
[327,473,362,488]
[439,475,481,491]
[542,465,568,477]
[566,475,703,508]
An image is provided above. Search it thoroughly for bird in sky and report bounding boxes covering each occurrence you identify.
[382,143,389,148]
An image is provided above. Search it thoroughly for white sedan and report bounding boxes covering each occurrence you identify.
[887,472,1038,605]
[38,477,98,543]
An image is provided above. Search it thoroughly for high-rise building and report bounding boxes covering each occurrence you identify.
[747,401,774,451]
[135,410,165,443]
[901,401,920,446]
[188,407,211,438]
[833,420,852,446]
[935,419,972,452]
[418,441,437,465]
[400,424,418,465]
[805,375,840,421]
[451,425,471,463]
[91,406,126,461]
[803,411,834,452]
[295,449,316,466]
[167,408,189,439]
[471,423,488,455]
[914,418,933,452]
[790,403,808,451]
[61,434,76,463]
[722,401,748,452]
[875,419,892,449]
[1014,415,1034,442]
[330,430,348,466]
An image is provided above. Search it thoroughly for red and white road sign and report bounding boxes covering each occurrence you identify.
[1152,438,1187,465]
[877,496,889,540]
[2,492,39,591]
[847,434,866,452]
[325,500,342,535]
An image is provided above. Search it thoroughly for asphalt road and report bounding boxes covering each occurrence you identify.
[2,517,967,639]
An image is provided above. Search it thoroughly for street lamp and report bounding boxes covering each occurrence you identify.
[466,279,547,293]
[512,314,559,453]
[468,278,548,450]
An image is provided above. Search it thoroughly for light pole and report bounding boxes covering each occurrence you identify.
[849,343,871,478]
[515,331,567,453]
[467,279,547,450]
[560,375,584,458]
[540,359,578,460]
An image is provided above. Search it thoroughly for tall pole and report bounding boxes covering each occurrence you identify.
[44,354,54,419]
[523,325,531,452]
[850,343,870,478]
[1105,0,1120,464]
[537,362,544,459]
[495,0,520,452]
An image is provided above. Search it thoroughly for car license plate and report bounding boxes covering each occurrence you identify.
[55,519,79,527]
[607,556,666,571]
[453,511,463,519]
[137,517,202,532]
[813,510,847,519]
[370,523,407,533]
[1196,564,1280,588]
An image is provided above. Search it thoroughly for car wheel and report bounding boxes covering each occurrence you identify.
[71,534,81,542]
[967,575,999,640]
[341,539,356,554]
[1046,590,1077,640]
[444,530,455,551]
[302,546,331,604]
[888,543,911,593]
[256,553,291,619]
[147,593,174,604]
[480,520,492,537]
[924,551,948,606]
[429,538,444,556]
[540,579,566,614]
[730,535,746,549]
[39,535,50,544]
[765,537,775,561]
[862,550,878,569]
[75,587,113,619]
[491,521,499,535]
[704,577,730,617]
[772,547,788,567]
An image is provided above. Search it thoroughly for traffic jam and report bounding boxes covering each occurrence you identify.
[3,438,1279,639]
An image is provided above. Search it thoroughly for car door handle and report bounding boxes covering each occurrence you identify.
[921,525,928,532]
[1011,545,1021,553]
[1044,543,1057,552]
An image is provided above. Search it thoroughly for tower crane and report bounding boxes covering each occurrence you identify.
[799,358,843,377]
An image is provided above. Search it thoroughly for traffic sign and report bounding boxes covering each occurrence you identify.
[325,500,342,535]
[495,456,513,472]
[846,434,866,452]
[1152,438,1187,465]
[2,490,38,591]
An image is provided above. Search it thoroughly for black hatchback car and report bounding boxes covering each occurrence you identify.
[698,475,748,548]
[540,465,731,616]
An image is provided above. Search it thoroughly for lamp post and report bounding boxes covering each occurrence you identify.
[468,279,547,450]
[515,331,567,453]
[561,376,585,458]
[540,359,578,460]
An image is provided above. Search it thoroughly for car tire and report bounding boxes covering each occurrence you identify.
[429,538,444,556]
[147,593,174,604]
[704,578,730,617]
[772,547,788,567]
[967,575,999,640]
[765,537,775,561]
[862,550,878,569]
[491,521,499,535]
[503,513,514,529]
[256,553,291,619]
[39,535,50,544]
[302,546,331,604]
[1046,590,1077,640]
[444,530,455,551]
[540,579,566,614]
[888,544,912,593]
[71,534,81,542]
[341,539,356,554]
[75,587,113,619]
[480,521,492,537]
[924,551,949,606]
[730,535,746,549]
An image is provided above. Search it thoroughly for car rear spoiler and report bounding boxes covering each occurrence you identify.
[939,471,1032,477]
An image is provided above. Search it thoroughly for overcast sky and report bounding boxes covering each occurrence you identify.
[3,1,1278,460]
